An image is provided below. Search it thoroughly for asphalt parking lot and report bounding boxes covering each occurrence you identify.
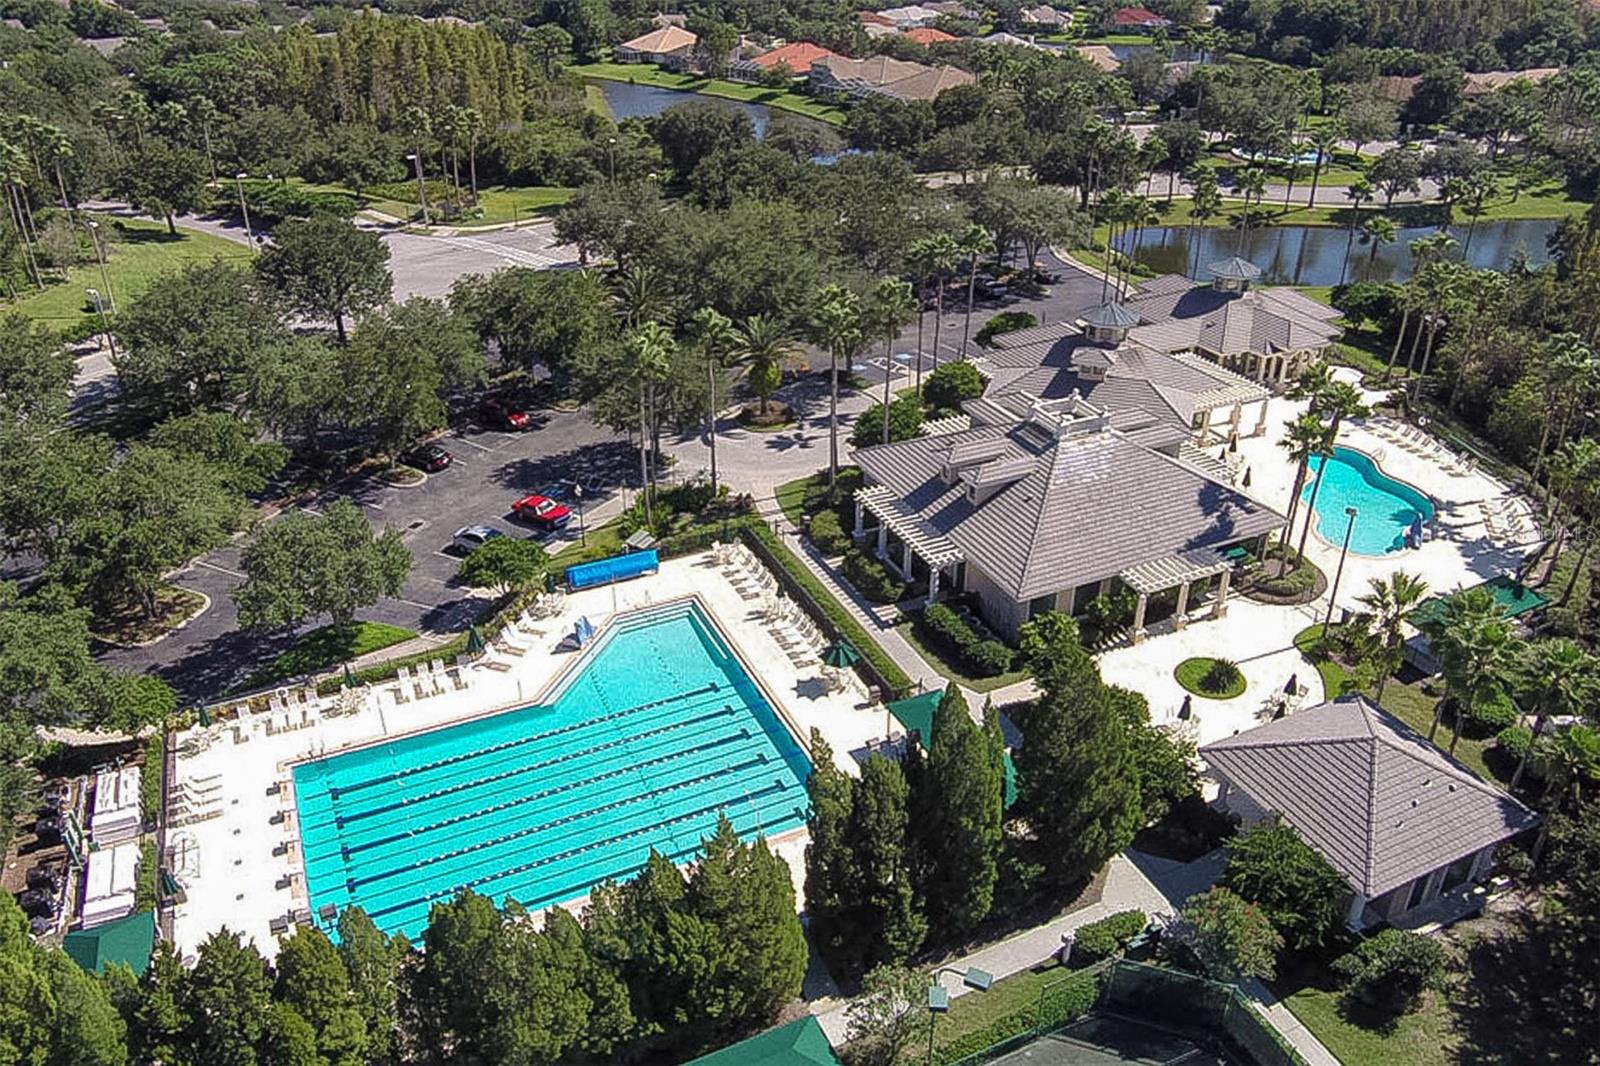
[101,407,632,700]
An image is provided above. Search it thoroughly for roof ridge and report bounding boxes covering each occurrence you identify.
[1361,724,1381,895]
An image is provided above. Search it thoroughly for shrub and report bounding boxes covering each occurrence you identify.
[808,510,853,556]
[1201,658,1243,694]
[923,602,978,650]
[133,839,158,913]
[1465,687,1517,732]
[842,549,906,604]
[974,311,1038,347]
[964,639,1014,677]
[1332,929,1449,1015]
[1170,886,1282,982]
[140,732,164,825]
[923,361,987,412]
[1071,909,1147,964]
[1223,820,1349,952]
[851,395,925,449]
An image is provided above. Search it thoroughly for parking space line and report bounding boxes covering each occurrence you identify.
[453,436,493,453]
[194,560,245,578]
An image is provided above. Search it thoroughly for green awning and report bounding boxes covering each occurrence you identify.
[888,690,1018,810]
[465,625,485,654]
[62,910,155,978]
[1410,575,1551,629]
[686,1016,839,1066]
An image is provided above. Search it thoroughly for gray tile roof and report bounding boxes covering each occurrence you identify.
[1201,696,1539,899]
[852,409,1284,601]
[1126,275,1342,358]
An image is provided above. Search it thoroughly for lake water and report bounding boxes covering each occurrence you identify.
[1112,219,1559,286]
[593,80,778,136]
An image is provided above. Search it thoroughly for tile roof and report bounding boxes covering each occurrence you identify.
[903,26,957,44]
[1076,45,1120,71]
[750,41,836,70]
[1111,6,1169,26]
[852,400,1283,600]
[1125,275,1342,358]
[1202,696,1539,899]
[618,24,698,52]
[811,54,976,100]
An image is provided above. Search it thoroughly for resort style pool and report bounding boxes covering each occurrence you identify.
[1303,447,1436,556]
[292,601,811,939]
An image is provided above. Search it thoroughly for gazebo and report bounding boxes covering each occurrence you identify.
[1080,300,1141,346]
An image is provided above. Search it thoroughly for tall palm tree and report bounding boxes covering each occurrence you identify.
[1531,722,1600,859]
[1304,125,1343,208]
[1359,214,1397,281]
[688,307,735,494]
[1528,334,1594,500]
[460,106,484,204]
[923,231,960,376]
[626,322,674,528]
[1188,172,1222,278]
[1425,587,1523,753]
[1514,639,1600,790]
[1235,168,1266,253]
[1277,412,1328,575]
[608,264,675,331]
[1356,572,1430,701]
[1384,232,1456,381]
[1338,177,1373,286]
[1295,381,1369,561]
[955,223,990,361]
[1408,262,1470,405]
[732,313,800,419]
[811,284,865,491]
[1544,438,1600,575]
[1124,196,1161,286]
[868,277,918,444]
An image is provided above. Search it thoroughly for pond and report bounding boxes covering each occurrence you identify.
[592,80,780,135]
[1111,219,1559,286]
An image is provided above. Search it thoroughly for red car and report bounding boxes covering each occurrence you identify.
[481,399,531,431]
[512,493,572,530]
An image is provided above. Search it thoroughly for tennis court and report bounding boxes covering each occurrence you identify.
[985,1015,1236,1066]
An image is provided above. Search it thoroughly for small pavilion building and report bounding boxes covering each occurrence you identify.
[1202,695,1538,929]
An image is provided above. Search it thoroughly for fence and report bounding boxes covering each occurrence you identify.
[942,963,1111,1066]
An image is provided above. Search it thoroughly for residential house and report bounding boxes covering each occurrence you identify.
[980,31,1050,49]
[925,0,981,18]
[614,24,698,68]
[651,11,687,28]
[1076,44,1121,71]
[850,390,1283,640]
[859,9,900,38]
[1109,6,1172,30]
[1203,695,1538,929]
[809,53,976,102]
[876,4,942,27]
[902,26,957,45]
[1463,67,1559,96]
[1119,258,1344,385]
[1019,4,1069,28]
[727,40,837,83]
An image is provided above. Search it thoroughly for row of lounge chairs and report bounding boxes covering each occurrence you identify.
[391,659,466,703]
[715,541,829,670]
[1368,418,1477,477]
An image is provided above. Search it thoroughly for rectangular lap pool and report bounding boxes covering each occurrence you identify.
[293,601,812,939]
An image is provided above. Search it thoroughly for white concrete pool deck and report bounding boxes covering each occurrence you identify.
[167,551,896,961]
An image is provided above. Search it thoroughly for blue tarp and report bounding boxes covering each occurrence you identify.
[566,549,660,590]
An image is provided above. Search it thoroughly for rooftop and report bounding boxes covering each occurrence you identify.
[1125,273,1343,359]
[686,1016,840,1066]
[811,53,976,100]
[903,25,957,44]
[1201,695,1539,898]
[748,41,836,70]
[618,24,697,52]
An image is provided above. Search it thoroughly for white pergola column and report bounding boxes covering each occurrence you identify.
[901,540,914,578]
[1230,403,1242,436]
[854,498,865,537]
[1171,582,1190,630]
[1196,406,1211,441]
[927,566,941,603]
[875,524,888,560]
[1131,592,1149,644]
[1211,568,1231,619]
[1254,399,1269,437]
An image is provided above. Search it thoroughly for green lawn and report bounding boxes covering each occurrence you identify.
[5,215,250,324]
[1174,656,1247,699]
[773,467,861,529]
[577,61,848,125]
[929,960,1084,1057]
[585,82,613,119]
[246,621,417,689]
[354,183,573,227]
[1282,981,1457,1066]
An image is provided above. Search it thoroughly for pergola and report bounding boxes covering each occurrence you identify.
[1118,547,1234,643]
[854,485,964,601]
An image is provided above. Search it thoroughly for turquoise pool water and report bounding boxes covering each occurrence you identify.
[293,601,811,939]
[1303,446,1435,556]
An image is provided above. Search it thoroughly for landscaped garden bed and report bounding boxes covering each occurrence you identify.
[1240,544,1327,605]
[1174,656,1247,700]
[91,585,210,646]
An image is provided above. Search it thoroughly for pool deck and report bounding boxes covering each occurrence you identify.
[166,551,896,961]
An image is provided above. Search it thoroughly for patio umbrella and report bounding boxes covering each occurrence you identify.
[1178,694,1192,720]
[1284,674,1298,696]
[343,664,358,689]
[198,704,211,727]
[1273,704,1287,720]
[822,640,862,669]
[1229,432,1239,453]
[1242,468,1252,487]
[465,625,486,655]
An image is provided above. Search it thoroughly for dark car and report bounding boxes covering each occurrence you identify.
[402,443,453,472]
[512,493,572,531]
[480,399,531,431]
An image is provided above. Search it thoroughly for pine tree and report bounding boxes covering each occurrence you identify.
[335,908,401,1065]
[409,891,501,1059]
[275,926,368,1066]
[181,930,276,1066]
[485,902,592,1064]
[852,754,926,967]
[803,730,859,972]
[1014,614,1141,885]
[918,685,1003,941]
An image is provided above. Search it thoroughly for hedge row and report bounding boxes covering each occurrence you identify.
[933,968,1104,1064]
[133,839,158,913]
[808,510,853,556]
[1073,909,1148,964]
[841,548,905,604]
[139,732,164,826]
[921,603,1014,677]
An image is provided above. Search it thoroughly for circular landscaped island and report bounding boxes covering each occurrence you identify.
[1175,656,1247,700]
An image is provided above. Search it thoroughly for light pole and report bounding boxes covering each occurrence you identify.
[607,137,617,186]
[84,221,117,360]
[406,152,431,224]
[233,172,255,250]
[926,966,993,1065]
[573,483,587,547]
[1324,505,1358,633]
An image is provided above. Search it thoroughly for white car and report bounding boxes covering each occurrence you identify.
[452,525,505,554]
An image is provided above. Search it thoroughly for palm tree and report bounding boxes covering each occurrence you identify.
[1124,196,1161,285]
[1406,261,1466,401]
[1356,572,1430,701]
[688,307,735,494]
[1277,412,1328,575]
[1528,334,1594,499]
[811,285,865,491]
[868,277,918,444]
[923,231,959,375]
[1359,214,1397,281]
[608,264,675,331]
[1296,381,1369,562]
[1188,171,1221,278]
[460,106,484,204]
[1544,438,1600,576]
[1514,639,1600,790]
[0,140,43,290]
[1235,167,1266,253]
[626,322,674,528]
[1338,177,1373,286]
[1425,587,1523,753]
[955,223,990,362]
[1385,232,1457,381]
[1538,724,1600,811]
[732,313,800,420]
[1458,172,1495,256]
[1304,125,1343,208]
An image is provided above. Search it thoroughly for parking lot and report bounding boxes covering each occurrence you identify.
[101,407,634,700]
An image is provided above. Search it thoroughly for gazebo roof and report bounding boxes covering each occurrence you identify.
[1081,301,1141,329]
[1208,256,1263,281]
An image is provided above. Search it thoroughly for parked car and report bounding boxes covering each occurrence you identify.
[401,443,453,472]
[511,493,572,530]
[480,398,531,431]
[452,525,505,554]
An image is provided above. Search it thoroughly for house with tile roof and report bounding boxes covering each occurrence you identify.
[850,391,1284,640]
[1117,258,1344,385]
[809,53,976,102]
[1076,44,1121,71]
[902,25,957,45]
[1110,5,1171,30]
[615,24,698,68]
[727,41,837,82]
[1202,695,1538,928]
[876,3,942,27]
[1020,3,1069,27]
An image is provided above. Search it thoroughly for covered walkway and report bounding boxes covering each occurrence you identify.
[853,485,965,601]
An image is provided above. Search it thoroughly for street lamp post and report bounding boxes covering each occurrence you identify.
[234,172,255,250]
[83,221,117,359]
[1324,506,1358,632]
[406,153,431,225]
[607,137,617,185]
[573,483,587,547]
[925,966,993,1066]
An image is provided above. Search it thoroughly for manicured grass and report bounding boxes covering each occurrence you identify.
[1076,32,1159,45]
[356,183,574,227]
[1282,981,1457,1066]
[894,615,1032,693]
[585,82,613,119]
[248,620,417,688]
[773,467,861,529]
[91,585,209,646]
[1174,656,1247,699]
[930,961,1073,1053]
[5,216,250,324]
[577,61,848,125]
